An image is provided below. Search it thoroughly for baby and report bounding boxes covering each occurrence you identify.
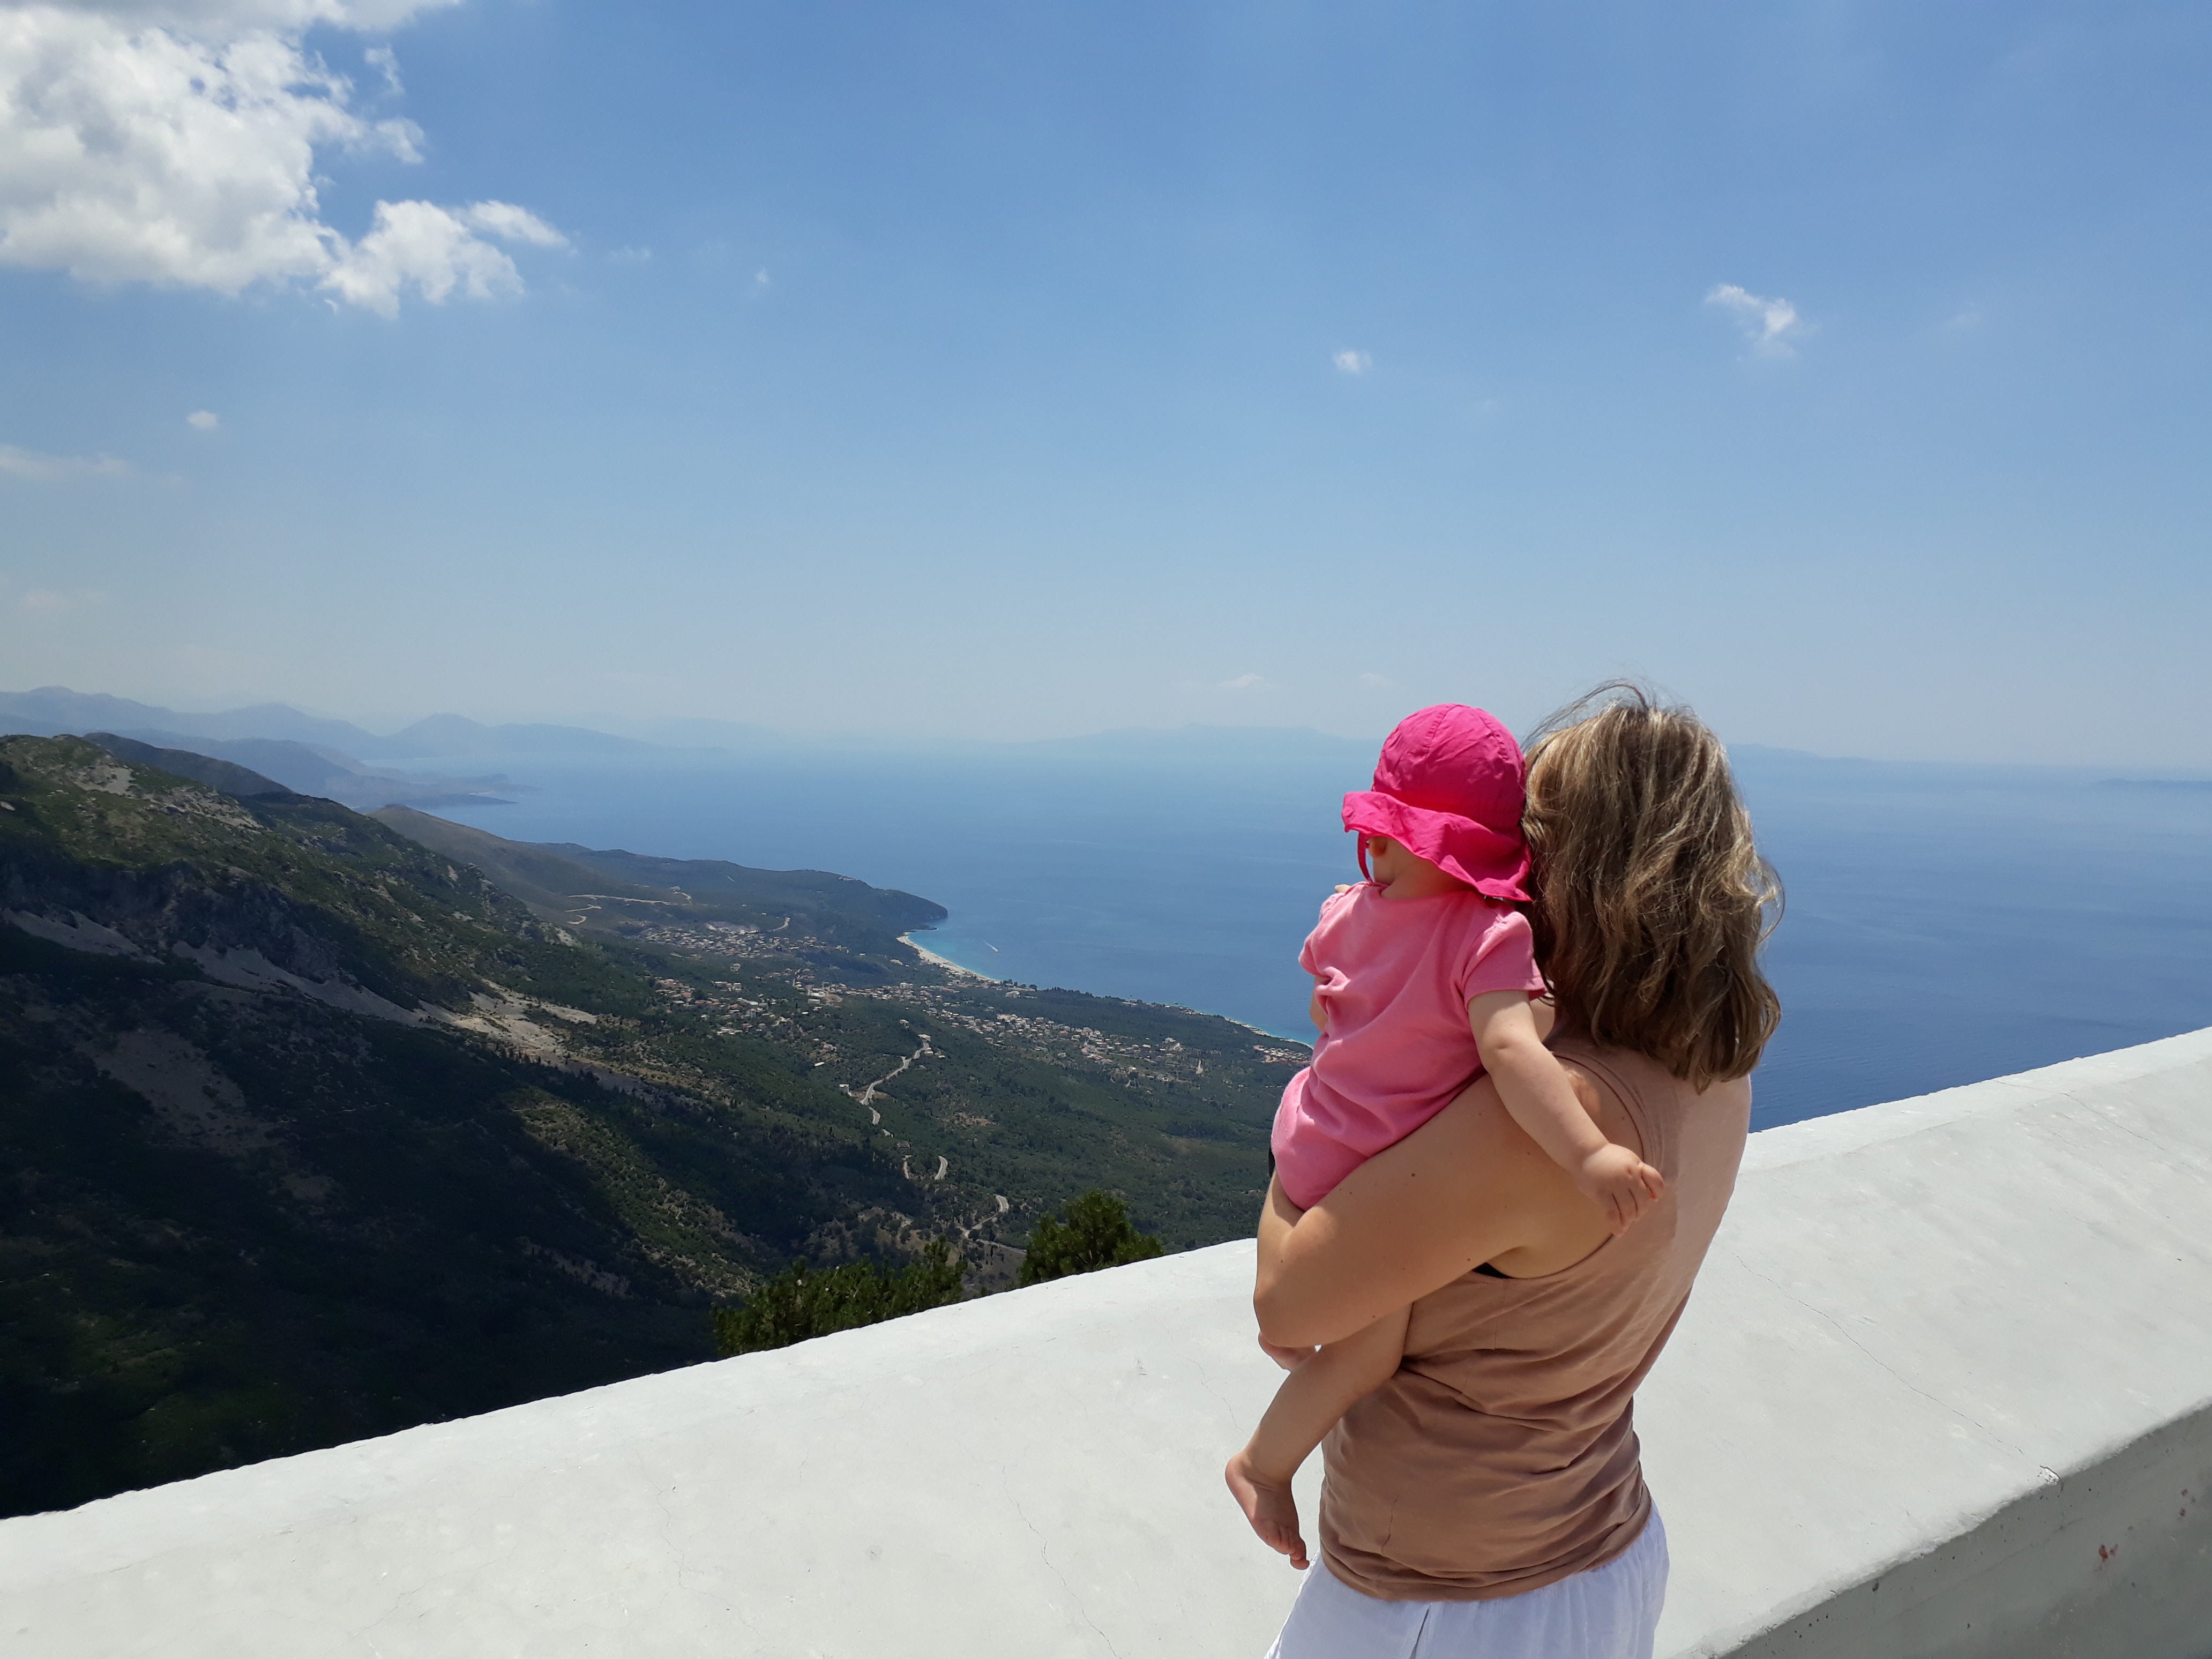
[1226,704,1663,1566]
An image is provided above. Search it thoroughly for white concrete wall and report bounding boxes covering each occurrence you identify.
[4,1029,2209,1659]
[1647,1027,2212,1659]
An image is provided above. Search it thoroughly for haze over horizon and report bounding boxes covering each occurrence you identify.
[13,681,2212,780]
[4,2,2207,766]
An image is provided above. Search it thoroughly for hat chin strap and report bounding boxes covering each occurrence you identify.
[1356,835,1372,883]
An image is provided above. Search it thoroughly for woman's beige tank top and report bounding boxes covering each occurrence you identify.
[1317,1039,1751,1601]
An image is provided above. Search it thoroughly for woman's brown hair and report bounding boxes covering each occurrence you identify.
[1522,683,1782,1086]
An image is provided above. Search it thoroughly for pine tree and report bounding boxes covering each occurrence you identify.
[712,1239,966,1356]
[1016,1190,1165,1287]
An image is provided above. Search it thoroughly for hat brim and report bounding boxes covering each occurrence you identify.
[1343,790,1531,903]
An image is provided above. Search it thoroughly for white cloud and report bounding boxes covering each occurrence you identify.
[185,408,219,429]
[320,197,565,315]
[20,585,107,611]
[0,442,129,479]
[321,199,515,314]
[1220,672,1266,691]
[1357,671,1391,689]
[1332,349,1372,376]
[1705,284,1806,357]
[0,0,560,313]
[752,266,771,292]
[458,199,565,248]
[44,2,460,29]
[362,40,398,92]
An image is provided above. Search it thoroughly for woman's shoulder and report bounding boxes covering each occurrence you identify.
[1552,1038,1750,1107]
[1549,1042,1752,1176]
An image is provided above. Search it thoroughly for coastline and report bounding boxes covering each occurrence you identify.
[1225,1014,1311,1049]
[906,931,1310,1046]
[901,931,998,982]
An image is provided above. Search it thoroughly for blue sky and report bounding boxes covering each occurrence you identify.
[3,1,2208,764]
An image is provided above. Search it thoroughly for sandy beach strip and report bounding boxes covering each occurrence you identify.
[901,932,998,981]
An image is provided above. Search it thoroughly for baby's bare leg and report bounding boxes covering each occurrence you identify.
[1225,1306,1409,1569]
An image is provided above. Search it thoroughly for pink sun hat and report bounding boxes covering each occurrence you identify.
[1342,704,1533,902]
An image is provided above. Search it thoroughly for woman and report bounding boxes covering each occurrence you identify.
[1252,685,1782,1658]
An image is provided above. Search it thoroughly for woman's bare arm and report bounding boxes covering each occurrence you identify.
[1254,1067,1623,1349]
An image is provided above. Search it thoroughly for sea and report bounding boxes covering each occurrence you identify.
[427,731,2212,1134]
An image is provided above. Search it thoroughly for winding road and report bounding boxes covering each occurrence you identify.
[840,1032,934,1108]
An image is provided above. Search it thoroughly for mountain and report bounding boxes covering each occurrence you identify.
[366,806,657,914]
[365,714,654,761]
[0,688,661,765]
[81,733,296,799]
[371,808,946,953]
[91,731,514,811]
[4,689,1386,774]
[578,715,794,750]
[0,687,386,751]
[1009,724,1378,766]
[0,737,1294,1517]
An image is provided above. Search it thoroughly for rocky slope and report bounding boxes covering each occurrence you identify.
[0,736,1295,1516]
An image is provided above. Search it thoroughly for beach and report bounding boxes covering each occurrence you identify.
[903,932,997,981]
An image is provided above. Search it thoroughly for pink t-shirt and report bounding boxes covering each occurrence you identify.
[1271,883,1545,1209]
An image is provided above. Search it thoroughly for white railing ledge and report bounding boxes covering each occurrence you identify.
[4,1029,2210,1658]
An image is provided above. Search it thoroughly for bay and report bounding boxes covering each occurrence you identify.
[428,734,2212,1134]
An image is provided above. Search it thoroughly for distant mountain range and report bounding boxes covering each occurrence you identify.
[76,730,515,812]
[0,687,679,812]
[0,686,1392,771]
[0,687,656,764]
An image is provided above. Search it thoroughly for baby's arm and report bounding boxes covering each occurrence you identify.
[1467,991,1664,1234]
[1224,1305,1409,1570]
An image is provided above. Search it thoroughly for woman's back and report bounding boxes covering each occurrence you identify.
[1318,1040,1751,1601]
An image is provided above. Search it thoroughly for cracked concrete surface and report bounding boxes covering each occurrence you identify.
[2,1029,2209,1657]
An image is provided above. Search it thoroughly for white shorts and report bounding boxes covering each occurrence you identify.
[1263,1509,1668,1659]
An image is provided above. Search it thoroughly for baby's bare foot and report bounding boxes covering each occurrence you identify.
[1224,1449,1309,1570]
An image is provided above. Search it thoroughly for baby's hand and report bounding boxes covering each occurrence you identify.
[1224,1448,1309,1570]
[1575,1142,1665,1235]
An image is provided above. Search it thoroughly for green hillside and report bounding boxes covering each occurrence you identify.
[0,737,1296,1517]
[369,803,944,966]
